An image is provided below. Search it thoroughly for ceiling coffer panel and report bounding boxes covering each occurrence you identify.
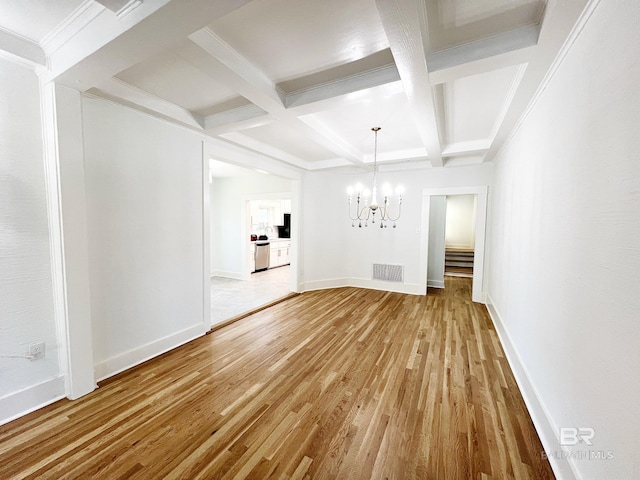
[207,0,390,83]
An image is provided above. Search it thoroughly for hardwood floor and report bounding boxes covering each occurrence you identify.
[0,277,554,479]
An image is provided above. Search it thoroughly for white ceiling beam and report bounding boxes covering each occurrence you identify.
[186,28,364,165]
[442,140,491,157]
[187,29,285,110]
[292,114,362,164]
[95,0,143,18]
[90,78,204,129]
[286,80,404,117]
[427,24,539,85]
[220,132,312,170]
[0,27,46,67]
[204,138,303,181]
[41,1,105,56]
[285,64,400,110]
[378,160,432,172]
[305,158,354,170]
[429,45,535,85]
[204,104,272,134]
[375,0,444,167]
[364,147,428,164]
[44,0,254,85]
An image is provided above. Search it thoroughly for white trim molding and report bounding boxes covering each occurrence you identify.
[210,270,245,281]
[486,294,577,480]
[94,324,205,382]
[301,277,422,296]
[41,82,98,401]
[419,185,489,303]
[0,377,65,426]
[40,0,104,56]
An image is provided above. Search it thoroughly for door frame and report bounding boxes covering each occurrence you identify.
[418,185,488,303]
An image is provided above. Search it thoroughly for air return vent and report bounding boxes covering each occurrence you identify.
[372,263,404,282]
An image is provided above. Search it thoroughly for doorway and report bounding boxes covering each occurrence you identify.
[202,140,301,329]
[444,194,476,278]
[209,178,293,327]
[419,186,488,303]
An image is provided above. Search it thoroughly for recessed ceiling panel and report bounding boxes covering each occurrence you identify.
[439,0,538,26]
[427,0,543,51]
[0,0,84,43]
[445,64,522,144]
[209,0,389,83]
[300,82,425,162]
[116,49,238,112]
[240,122,339,162]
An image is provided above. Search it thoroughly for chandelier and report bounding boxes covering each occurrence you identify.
[347,127,404,228]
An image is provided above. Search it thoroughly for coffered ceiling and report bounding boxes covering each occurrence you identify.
[0,0,590,172]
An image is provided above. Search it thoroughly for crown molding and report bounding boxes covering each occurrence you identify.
[40,1,104,56]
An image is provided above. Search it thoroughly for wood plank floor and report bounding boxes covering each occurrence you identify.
[0,277,554,479]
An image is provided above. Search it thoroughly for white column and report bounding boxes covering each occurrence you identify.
[41,82,97,399]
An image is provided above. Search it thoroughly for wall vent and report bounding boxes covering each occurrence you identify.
[372,263,404,283]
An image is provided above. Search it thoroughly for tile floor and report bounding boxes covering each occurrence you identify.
[210,265,291,327]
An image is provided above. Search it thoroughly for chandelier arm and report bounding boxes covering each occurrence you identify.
[385,201,403,222]
[347,196,377,221]
[347,198,359,221]
[359,204,371,220]
[348,196,368,221]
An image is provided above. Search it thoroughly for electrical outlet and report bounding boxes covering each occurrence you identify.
[29,342,45,360]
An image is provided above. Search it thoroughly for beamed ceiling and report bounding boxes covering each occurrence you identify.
[0,0,590,172]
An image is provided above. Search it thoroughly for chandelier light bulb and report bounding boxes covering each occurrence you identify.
[395,185,405,196]
[347,186,355,196]
[355,183,363,193]
[381,183,392,196]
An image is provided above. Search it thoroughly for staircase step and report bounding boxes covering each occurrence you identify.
[445,261,474,267]
[445,254,475,262]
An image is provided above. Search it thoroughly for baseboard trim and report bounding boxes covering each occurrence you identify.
[210,270,244,280]
[485,294,576,480]
[0,376,65,426]
[301,277,422,295]
[427,279,445,288]
[94,323,206,382]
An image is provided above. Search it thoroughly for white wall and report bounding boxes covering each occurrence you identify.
[445,194,476,249]
[301,164,492,294]
[485,1,640,478]
[82,97,207,380]
[427,196,446,288]
[0,60,63,423]
[300,171,350,288]
[210,174,291,278]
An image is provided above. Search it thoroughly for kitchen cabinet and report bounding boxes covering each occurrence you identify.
[269,240,290,268]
